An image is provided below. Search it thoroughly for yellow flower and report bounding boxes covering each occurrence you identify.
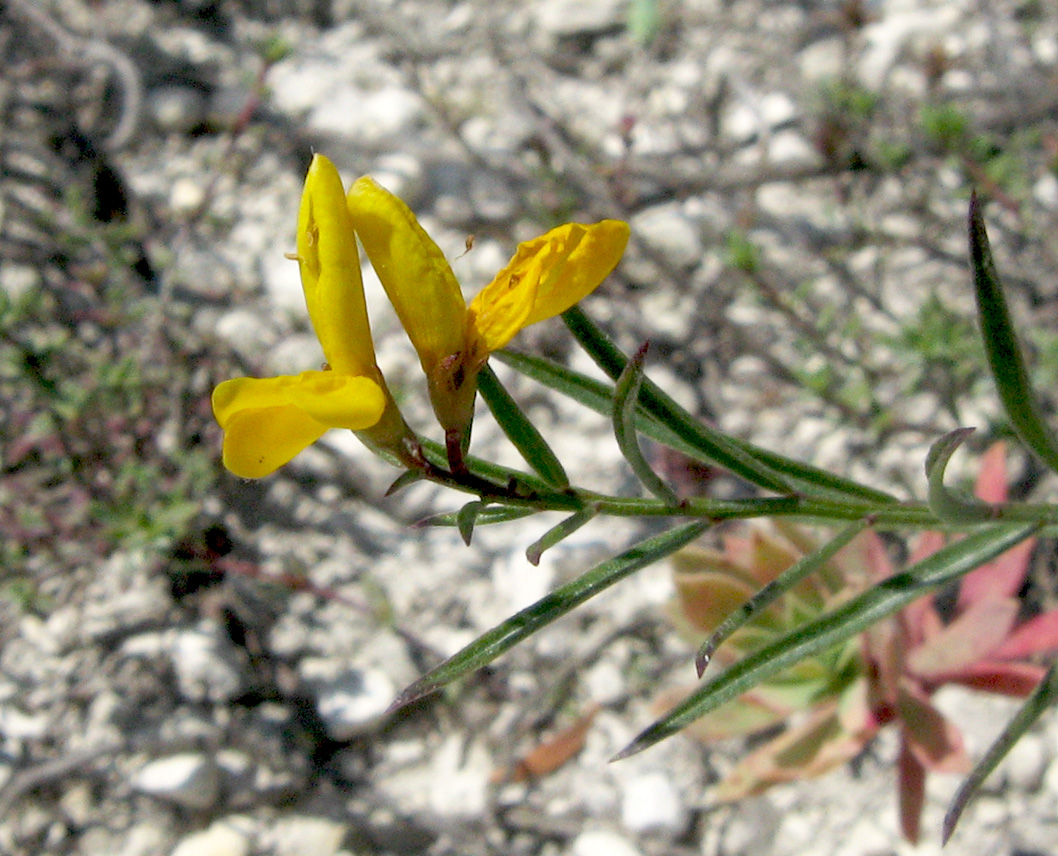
[212,155,413,478]
[347,176,629,465]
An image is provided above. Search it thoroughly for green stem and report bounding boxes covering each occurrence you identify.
[414,436,1058,527]
[416,422,1058,531]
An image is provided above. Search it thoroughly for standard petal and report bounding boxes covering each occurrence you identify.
[297,155,377,375]
[468,219,629,353]
[465,249,543,355]
[346,177,466,372]
[221,405,328,478]
[524,219,628,325]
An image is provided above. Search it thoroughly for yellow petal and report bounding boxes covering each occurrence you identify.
[221,405,328,478]
[297,155,377,375]
[213,373,386,431]
[212,376,282,429]
[468,220,629,353]
[346,177,466,373]
[463,251,543,359]
[283,371,387,428]
[212,372,387,478]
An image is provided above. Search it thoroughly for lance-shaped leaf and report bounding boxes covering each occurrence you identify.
[389,520,709,710]
[942,661,1058,844]
[925,428,997,522]
[563,306,794,494]
[970,193,1058,474]
[613,343,681,505]
[526,505,600,566]
[496,339,896,504]
[456,500,487,546]
[386,469,425,496]
[614,524,1038,760]
[416,505,538,529]
[477,363,569,488]
[695,520,869,677]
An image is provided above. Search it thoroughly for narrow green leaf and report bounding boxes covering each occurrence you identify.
[415,505,538,529]
[613,343,681,505]
[970,193,1058,474]
[526,505,600,566]
[390,520,710,710]
[456,501,486,546]
[477,363,569,488]
[493,347,897,504]
[925,428,996,522]
[695,520,870,677]
[942,662,1058,844]
[386,469,425,496]
[563,306,794,494]
[614,524,1038,760]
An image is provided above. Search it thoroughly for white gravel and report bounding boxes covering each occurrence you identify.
[4,1,1058,855]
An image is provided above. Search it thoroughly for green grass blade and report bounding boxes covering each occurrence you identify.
[477,363,569,488]
[942,661,1058,844]
[492,347,896,504]
[970,193,1058,474]
[390,520,710,709]
[614,523,1038,760]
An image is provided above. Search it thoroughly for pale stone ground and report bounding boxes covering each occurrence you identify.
[3,1,1058,854]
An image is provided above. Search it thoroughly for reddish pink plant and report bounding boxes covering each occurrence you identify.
[862,442,1058,842]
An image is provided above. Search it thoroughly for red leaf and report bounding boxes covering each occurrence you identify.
[956,538,1035,611]
[898,737,926,844]
[865,625,902,705]
[906,597,1019,679]
[901,532,948,648]
[897,681,969,774]
[958,443,1035,609]
[944,659,1046,697]
[492,704,600,783]
[714,703,875,800]
[909,529,946,564]
[973,441,1008,504]
[862,530,893,581]
[902,593,943,649]
[991,608,1058,660]
[670,566,758,636]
